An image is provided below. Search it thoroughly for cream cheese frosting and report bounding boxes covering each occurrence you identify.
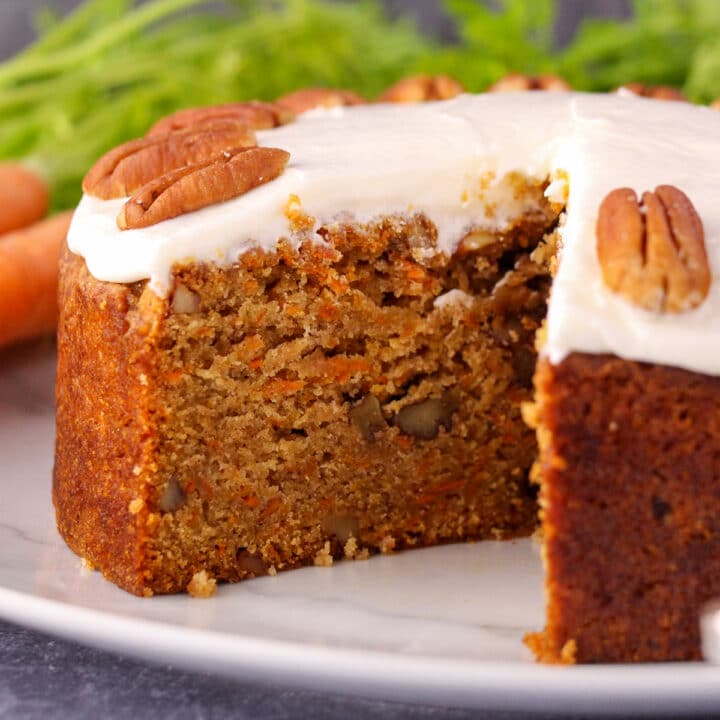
[67,92,720,375]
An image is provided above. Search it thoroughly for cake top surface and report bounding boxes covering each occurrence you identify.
[68,92,720,375]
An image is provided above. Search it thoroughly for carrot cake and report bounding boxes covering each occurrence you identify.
[55,83,720,663]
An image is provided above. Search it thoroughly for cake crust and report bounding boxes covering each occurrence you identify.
[54,243,158,594]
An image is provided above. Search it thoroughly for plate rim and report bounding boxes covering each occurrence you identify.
[2,582,720,715]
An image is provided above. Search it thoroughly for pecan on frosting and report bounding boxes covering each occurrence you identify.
[146,101,294,137]
[379,74,464,103]
[596,185,710,313]
[277,87,366,114]
[117,146,290,230]
[83,122,257,200]
[486,73,570,93]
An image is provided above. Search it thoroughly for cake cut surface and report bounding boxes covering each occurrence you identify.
[55,89,720,663]
[527,353,720,662]
[56,201,557,594]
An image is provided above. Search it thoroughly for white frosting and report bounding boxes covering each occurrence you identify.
[67,92,720,376]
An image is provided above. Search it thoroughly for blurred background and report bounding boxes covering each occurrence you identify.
[0,0,632,60]
[3,0,717,215]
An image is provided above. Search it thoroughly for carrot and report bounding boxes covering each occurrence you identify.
[0,210,74,348]
[0,164,50,236]
[261,378,305,397]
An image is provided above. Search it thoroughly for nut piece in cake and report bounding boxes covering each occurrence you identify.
[171,283,201,314]
[158,477,186,512]
[379,74,464,103]
[596,185,710,312]
[349,394,387,441]
[276,87,366,114]
[83,122,257,199]
[146,101,294,137]
[117,146,290,229]
[236,549,269,577]
[321,514,360,544]
[394,392,460,441]
[487,73,570,92]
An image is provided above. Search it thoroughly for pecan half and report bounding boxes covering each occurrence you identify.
[486,73,570,93]
[147,101,294,137]
[379,74,464,103]
[596,185,710,312]
[277,87,365,114]
[117,146,290,230]
[616,83,687,102]
[83,122,256,199]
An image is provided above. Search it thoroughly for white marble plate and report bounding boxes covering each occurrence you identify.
[3,340,720,715]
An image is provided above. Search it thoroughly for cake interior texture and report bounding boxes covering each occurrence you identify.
[54,177,559,595]
[527,354,720,663]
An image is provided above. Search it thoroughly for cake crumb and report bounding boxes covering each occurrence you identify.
[128,498,144,514]
[268,566,277,577]
[314,541,334,567]
[187,570,217,598]
[80,557,96,571]
[344,536,358,559]
[284,193,315,232]
[531,526,545,545]
[379,535,396,554]
[560,638,578,664]
[355,548,370,561]
[142,587,154,598]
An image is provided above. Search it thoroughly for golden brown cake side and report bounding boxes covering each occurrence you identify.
[54,243,162,595]
[527,353,720,663]
[55,199,558,595]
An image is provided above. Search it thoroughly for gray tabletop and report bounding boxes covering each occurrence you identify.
[1,2,693,719]
[0,619,506,720]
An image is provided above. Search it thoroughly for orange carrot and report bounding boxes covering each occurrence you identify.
[0,164,50,235]
[261,378,306,398]
[0,210,74,347]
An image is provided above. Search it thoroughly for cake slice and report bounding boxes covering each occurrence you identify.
[55,202,555,594]
[55,91,561,596]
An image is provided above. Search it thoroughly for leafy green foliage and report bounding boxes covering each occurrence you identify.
[2,0,720,210]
